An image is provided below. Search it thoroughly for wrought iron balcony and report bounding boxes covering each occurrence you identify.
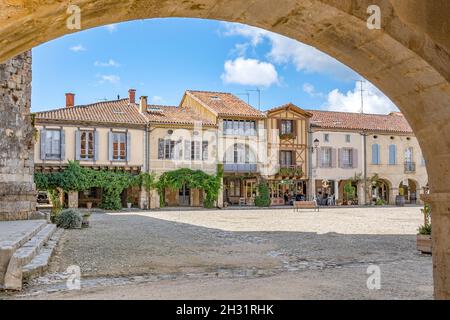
[404,162,416,173]
[223,163,258,173]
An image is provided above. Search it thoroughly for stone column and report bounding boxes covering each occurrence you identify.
[67,191,79,208]
[422,193,450,299]
[0,51,36,221]
[334,180,339,201]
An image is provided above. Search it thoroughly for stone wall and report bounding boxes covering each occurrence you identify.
[0,51,36,221]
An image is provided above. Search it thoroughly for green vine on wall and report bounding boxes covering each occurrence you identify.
[35,161,142,211]
[156,164,223,208]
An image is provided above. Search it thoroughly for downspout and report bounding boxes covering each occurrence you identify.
[308,124,313,201]
[363,130,367,205]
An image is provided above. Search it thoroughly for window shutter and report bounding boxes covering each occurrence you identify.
[331,148,336,168]
[40,129,46,160]
[372,144,378,164]
[202,141,208,161]
[94,130,99,161]
[60,129,66,161]
[158,139,164,160]
[108,131,113,161]
[338,148,342,168]
[352,148,358,168]
[75,130,81,161]
[292,151,296,166]
[126,132,131,162]
[184,140,191,160]
[292,120,297,138]
[277,119,281,133]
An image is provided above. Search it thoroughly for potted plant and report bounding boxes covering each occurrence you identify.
[417,203,432,254]
[82,212,91,228]
[343,181,356,206]
[86,201,93,209]
[127,196,133,209]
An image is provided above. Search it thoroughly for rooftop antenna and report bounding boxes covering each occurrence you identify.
[356,80,366,114]
[247,88,261,110]
[235,92,250,105]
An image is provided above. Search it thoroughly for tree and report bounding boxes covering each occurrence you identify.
[255,180,271,207]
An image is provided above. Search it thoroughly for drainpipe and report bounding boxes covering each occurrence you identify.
[145,123,150,173]
[363,130,367,205]
[308,126,313,201]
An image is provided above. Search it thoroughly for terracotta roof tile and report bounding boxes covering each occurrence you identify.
[34,99,148,125]
[34,99,216,127]
[186,90,266,118]
[143,105,216,127]
[308,110,413,133]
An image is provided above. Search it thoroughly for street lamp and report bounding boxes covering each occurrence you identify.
[311,138,320,152]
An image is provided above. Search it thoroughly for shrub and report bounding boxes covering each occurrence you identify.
[375,198,386,206]
[55,209,82,229]
[255,182,271,207]
[418,224,431,235]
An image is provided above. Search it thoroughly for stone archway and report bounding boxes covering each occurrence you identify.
[0,0,449,299]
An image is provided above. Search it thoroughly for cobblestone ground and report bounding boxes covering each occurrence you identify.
[7,206,433,299]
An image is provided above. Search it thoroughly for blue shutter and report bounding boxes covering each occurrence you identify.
[94,130,99,161]
[389,145,396,165]
[40,129,46,160]
[60,130,66,161]
[75,130,81,161]
[372,144,379,164]
[108,131,113,161]
[126,132,131,162]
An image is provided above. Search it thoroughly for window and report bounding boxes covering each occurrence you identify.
[191,141,201,160]
[321,147,332,168]
[228,179,241,197]
[405,147,414,163]
[324,133,330,142]
[281,120,294,135]
[372,143,380,164]
[342,148,353,168]
[345,134,351,143]
[389,144,397,165]
[112,132,127,160]
[80,131,94,160]
[224,120,256,136]
[280,151,293,166]
[158,139,176,160]
[45,130,62,159]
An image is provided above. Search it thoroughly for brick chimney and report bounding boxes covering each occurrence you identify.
[128,89,136,104]
[139,96,148,113]
[65,93,75,108]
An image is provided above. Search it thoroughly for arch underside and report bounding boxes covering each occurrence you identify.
[0,0,449,299]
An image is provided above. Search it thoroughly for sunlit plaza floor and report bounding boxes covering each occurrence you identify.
[7,206,432,300]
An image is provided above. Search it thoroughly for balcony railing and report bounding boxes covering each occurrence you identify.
[404,162,416,173]
[223,163,258,173]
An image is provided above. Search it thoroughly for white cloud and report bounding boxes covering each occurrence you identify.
[221,23,356,79]
[302,83,323,98]
[70,44,86,52]
[105,24,118,33]
[97,74,120,85]
[94,59,121,67]
[152,96,164,104]
[324,82,398,114]
[221,57,279,87]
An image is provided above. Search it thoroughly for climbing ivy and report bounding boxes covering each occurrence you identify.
[156,165,223,208]
[35,161,142,210]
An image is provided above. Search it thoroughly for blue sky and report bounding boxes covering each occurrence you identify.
[32,18,397,114]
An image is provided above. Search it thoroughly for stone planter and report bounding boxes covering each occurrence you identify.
[127,202,132,209]
[395,195,405,206]
[417,234,432,254]
[86,201,92,209]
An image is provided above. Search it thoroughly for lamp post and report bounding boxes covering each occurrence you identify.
[309,138,320,200]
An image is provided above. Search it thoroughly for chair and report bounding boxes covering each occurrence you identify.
[238,198,246,206]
